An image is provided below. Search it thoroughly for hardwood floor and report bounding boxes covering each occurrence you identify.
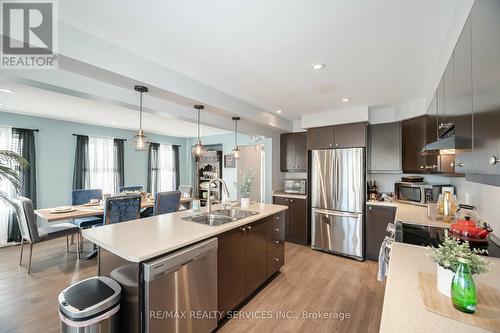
[0,240,385,333]
[0,239,97,333]
[219,243,385,333]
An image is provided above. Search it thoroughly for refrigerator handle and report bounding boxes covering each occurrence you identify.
[314,208,359,219]
[335,156,340,205]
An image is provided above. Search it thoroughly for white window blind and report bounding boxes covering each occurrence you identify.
[88,136,117,195]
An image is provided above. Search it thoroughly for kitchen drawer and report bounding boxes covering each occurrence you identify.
[267,214,284,253]
[266,244,284,278]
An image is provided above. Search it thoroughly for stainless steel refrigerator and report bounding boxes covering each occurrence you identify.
[310,148,365,261]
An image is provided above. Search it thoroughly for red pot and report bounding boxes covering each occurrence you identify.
[449,217,492,244]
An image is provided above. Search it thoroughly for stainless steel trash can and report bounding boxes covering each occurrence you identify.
[58,276,121,333]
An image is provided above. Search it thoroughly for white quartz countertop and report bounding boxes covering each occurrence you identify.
[367,201,453,228]
[380,243,500,333]
[272,190,307,199]
[83,203,287,263]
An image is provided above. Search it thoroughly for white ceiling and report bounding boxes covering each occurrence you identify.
[0,82,228,138]
[60,0,461,121]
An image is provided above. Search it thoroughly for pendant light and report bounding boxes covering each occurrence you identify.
[132,85,150,151]
[192,104,206,157]
[232,116,241,159]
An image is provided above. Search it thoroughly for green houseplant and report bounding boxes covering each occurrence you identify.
[428,235,491,297]
[236,169,255,208]
[0,149,28,208]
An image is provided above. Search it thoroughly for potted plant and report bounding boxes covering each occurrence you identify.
[0,150,28,206]
[428,235,491,297]
[236,170,255,208]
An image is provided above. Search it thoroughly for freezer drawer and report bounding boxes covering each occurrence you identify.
[143,238,218,333]
[311,208,364,260]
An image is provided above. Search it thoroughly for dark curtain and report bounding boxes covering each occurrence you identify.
[72,135,89,190]
[173,145,180,190]
[114,139,125,191]
[147,143,160,194]
[8,128,37,243]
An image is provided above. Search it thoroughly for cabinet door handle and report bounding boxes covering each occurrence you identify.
[273,228,280,232]
[273,258,280,262]
[274,240,280,244]
[489,156,500,166]
[328,143,333,147]
[451,162,463,168]
[335,143,339,147]
[240,226,247,231]
[274,216,280,220]
[246,225,252,231]
[290,199,294,202]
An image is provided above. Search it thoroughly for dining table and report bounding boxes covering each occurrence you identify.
[35,197,194,222]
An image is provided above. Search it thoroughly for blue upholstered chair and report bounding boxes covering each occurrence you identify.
[153,191,181,216]
[103,195,142,225]
[71,189,103,228]
[178,185,193,198]
[15,197,80,274]
[118,185,143,193]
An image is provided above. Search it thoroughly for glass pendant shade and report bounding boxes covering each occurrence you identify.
[232,146,241,159]
[232,116,241,159]
[192,105,206,157]
[133,85,149,151]
[192,140,206,157]
[133,129,150,151]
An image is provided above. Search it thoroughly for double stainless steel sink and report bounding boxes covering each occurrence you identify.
[182,208,259,226]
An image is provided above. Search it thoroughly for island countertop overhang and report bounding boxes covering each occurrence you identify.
[82,203,288,263]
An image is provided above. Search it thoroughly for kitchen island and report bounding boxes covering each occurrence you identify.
[83,203,288,333]
[380,242,500,332]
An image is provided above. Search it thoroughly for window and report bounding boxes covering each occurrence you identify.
[0,126,13,245]
[88,136,120,195]
[148,143,179,194]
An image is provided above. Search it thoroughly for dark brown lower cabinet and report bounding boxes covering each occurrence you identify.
[244,219,268,297]
[272,196,308,245]
[217,213,285,319]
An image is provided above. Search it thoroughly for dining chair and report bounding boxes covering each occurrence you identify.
[103,195,142,224]
[71,189,104,228]
[153,191,181,216]
[15,197,80,274]
[178,185,193,198]
[118,185,143,193]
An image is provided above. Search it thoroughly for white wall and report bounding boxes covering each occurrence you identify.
[451,178,500,236]
[301,106,369,129]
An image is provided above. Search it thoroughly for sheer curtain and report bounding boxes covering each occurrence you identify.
[88,136,117,194]
[148,143,177,194]
[0,126,13,246]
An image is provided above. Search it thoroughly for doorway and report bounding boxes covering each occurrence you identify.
[236,144,265,203]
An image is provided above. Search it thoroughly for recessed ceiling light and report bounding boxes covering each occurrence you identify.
[312,63,325,70]
[0,88,13,93]
[276,110,283,114]
[0,103,4,107]
[341,98,351,103]
[111,121,117,125]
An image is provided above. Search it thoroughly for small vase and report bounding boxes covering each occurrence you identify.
[240,197,250,208]
[436,264,455,297]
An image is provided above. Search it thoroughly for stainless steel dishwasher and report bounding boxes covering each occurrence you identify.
[143,238,218,333]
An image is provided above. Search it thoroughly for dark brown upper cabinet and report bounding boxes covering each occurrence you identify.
[470,0,500,176]
[451,15,473,174]
[307,122,367,150]
[280,132,307,172]
[440,56,455,137]
[307,125,335,149]
[402,115,438,173]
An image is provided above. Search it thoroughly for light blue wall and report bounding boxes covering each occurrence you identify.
[186,133,273,202]
[0,111,189,213]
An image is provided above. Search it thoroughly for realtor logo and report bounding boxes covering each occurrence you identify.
[1,0,58,68]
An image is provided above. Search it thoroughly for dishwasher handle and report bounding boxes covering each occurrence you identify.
[143,238,218,283]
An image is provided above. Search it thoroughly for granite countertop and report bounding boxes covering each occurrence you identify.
[367,201,453,228]
[83,203,287,262]
[380,242,500,332]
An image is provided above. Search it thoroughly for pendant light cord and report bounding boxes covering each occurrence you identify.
[139,91,143,131]
[235,119,238,146]
[197,109,201,142]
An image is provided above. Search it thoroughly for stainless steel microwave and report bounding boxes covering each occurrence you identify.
[284,179,307,195]
[394,182,452,206]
